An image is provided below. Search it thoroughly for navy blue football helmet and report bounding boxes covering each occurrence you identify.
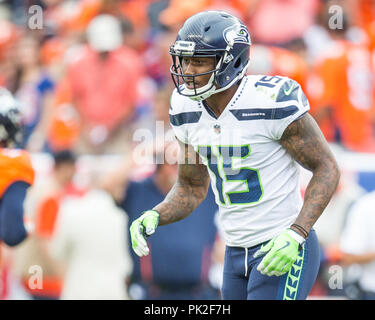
[0,88,22,146]
[169,10,251,101]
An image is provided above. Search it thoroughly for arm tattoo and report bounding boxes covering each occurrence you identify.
[153,141,210,226]
[280,113,340,237]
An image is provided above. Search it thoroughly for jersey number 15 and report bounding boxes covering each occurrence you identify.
[198,145,263,206]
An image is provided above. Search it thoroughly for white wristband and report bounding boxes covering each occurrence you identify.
[287,228,306,245]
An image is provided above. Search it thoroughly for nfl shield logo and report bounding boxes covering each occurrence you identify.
[213,124,221,134]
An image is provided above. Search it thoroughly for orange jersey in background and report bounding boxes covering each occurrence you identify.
[248,45,309,90]
[349,0,375,32]
[0,148,34,299]
[307,40,375,152]
[0,148,35,198]
[48,76,81,151]
[266,46,309,90]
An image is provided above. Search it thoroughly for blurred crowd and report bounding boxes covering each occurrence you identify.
[0,0,374,154]
[1,0,375,300]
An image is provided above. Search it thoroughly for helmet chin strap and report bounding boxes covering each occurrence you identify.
[184,59,251,102]
[183,73,216,101]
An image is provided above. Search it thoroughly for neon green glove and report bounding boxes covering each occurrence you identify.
[130,210,159,257]
[253,229,305,277]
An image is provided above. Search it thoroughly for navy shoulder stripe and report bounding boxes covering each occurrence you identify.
[230,105,299,121]
[169,111,202,126]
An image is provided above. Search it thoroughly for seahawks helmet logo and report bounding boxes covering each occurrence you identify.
[223,25,251,46]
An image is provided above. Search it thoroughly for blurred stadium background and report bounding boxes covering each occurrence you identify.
[1,0,375,300]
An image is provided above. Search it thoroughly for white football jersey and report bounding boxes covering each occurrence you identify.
[169,75,310,248]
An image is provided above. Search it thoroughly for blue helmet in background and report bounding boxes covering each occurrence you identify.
[0,87,22,146]
[169,10,251,101]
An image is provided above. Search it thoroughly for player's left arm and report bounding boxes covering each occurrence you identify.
[280,112,341,236]
[255,112,340,276]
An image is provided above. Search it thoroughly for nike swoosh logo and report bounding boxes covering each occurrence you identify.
[277,241,290,252]
[283,83,295,96]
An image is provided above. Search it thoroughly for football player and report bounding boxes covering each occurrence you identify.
[0,88,34,247]
[130,11,340,300]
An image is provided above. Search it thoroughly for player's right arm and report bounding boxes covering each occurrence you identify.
[154,139,210,225]
[0,149,35,247]
[130,139,210,257]
[0,181,31,246]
